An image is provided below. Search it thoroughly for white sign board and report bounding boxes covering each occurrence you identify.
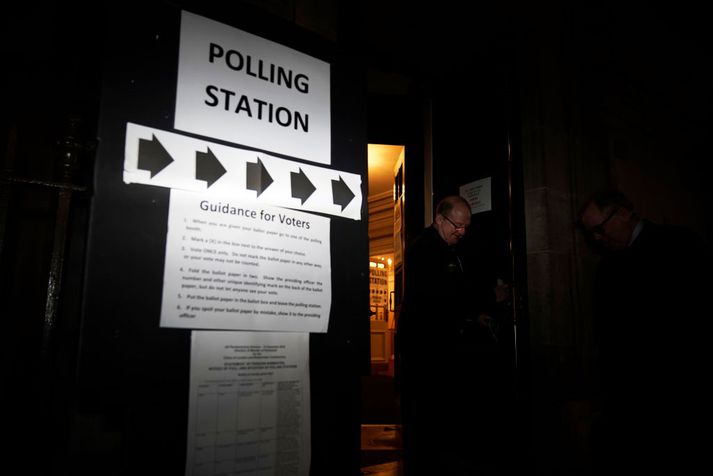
[161,189,332,333]
[186,331,311,476]
[123,123,361,220]
[459,177,492,214]
[175,11,331,165]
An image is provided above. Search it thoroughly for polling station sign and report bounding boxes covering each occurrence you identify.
[175,11,331,165]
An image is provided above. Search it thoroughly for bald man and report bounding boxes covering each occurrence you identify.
[396,195,509,475]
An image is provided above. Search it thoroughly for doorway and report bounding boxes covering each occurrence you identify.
[361,143,405,472]
[367,143,404,378]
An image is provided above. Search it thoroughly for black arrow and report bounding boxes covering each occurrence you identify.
[246,157,273,196]
[291,168,316,204]
[332,175,355,211]
[195,147,226,187]
[138,134,173,177]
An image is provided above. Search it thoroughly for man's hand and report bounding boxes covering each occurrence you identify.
[477,313,494,328]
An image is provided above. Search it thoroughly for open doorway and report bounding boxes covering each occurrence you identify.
[367,143,404,377]
[361,143,405,471]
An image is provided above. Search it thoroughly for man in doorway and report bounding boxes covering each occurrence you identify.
[396,195,510,475]
[578,188,708,474]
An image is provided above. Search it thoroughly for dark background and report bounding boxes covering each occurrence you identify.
[2,0,710,474]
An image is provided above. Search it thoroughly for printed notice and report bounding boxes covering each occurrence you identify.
[186,331,310,476]
[176,11,331,165]
[161,189,331,332]
[459,176,492,215]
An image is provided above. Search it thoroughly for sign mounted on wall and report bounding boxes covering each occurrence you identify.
[82,3,367,473]
[460,176,492,215]
[119,11,362,333]
[186,331,311,475]
[123,122,361,220]
[161,189,332,333]
[175,11,331,165]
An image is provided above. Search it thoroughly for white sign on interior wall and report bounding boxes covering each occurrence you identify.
[175,11,331,165]
[460,177,492,214]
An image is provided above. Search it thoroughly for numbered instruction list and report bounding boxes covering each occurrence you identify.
[161,190,331,332]
[186,331,310,476]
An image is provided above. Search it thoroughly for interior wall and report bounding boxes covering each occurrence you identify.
[368,191,394,257]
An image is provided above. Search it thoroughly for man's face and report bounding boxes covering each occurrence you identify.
[436,204,471,246]
[579,203,632,251]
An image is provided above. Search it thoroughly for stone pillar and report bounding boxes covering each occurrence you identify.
[518,21,609,473]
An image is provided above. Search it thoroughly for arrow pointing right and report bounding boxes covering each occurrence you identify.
[138,134,174,177]
[246,157,274,197]
[291,168,316,204]
[126,123,363,219]
[196,147,226,187]
[332,175,356,211]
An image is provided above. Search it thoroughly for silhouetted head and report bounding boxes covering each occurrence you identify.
[578,189,640,251]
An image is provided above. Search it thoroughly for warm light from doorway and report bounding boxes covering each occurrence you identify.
[367,144,404,196]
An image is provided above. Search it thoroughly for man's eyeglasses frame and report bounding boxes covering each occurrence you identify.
[441,214,468,231]
[585,207,618,236]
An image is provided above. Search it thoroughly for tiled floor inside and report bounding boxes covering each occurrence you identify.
[361,461,402,476]
[361,370,402,475]
[360,424,403,476]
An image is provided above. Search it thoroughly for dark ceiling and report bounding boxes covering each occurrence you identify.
[2,1,710,151]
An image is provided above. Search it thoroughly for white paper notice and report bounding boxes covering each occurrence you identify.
[186,331,310,476]
[175,11,331,165]
[459,177,492,215]
[161,189,331,332]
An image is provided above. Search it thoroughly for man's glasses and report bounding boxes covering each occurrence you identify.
[441,214,468,231]
[584,208,618,236]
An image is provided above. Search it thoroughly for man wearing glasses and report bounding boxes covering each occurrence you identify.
[433,198,471,246]
[578,189,707,474]
[396,195,510,475]
[579,190,641,251]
